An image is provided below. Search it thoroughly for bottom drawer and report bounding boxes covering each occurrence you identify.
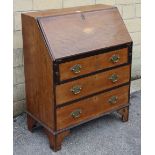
[57,85,129,130]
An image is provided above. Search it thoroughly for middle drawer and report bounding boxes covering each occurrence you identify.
[56,65,130,105]
[59,48,128,81]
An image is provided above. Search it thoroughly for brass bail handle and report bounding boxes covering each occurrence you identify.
[110,54,120,63]
[70,85,82,95]
[70,64,82,74]
[71,109,82,118]
[109,74,119,83]
[108,96,118,104]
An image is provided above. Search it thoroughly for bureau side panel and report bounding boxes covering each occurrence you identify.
[21,14,55,130]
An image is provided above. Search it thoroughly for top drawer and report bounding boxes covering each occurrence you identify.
[59,48,128,81]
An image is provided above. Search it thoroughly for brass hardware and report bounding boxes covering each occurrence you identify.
[110,54,120,63]
[71,109,82,118]
[109,74,119,83]
[70,85,82,95]
[108,96,118,104]
[70,64,82,74]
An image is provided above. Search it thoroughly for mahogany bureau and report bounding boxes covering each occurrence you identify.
[22,4,133,152]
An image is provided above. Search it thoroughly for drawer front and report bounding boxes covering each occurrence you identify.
[57,85,129,130]
[59,48,128,81]
[56,65,130,105]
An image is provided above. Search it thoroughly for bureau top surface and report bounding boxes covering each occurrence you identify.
[37,5,131,60]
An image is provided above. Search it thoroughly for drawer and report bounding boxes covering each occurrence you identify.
[56,65,130,105]
[59,48,128,81]
[57,85,129,130]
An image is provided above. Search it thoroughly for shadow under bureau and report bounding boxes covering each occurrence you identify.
[22,4,133,152]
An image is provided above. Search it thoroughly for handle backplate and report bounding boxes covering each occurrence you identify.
[71,109,82,118]
[70,64,82,74]
[109,74,119,83]
[70,85,82,95]
[110,54,120,63]
[108,96,118,104]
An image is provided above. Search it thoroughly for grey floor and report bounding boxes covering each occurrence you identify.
[14,91,141,155]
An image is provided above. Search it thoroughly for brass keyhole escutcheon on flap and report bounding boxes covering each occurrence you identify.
[110,54,120,63]
[71,109,82,118]
[70,85,82,95]
[109,74,119,83]
[108,96,118,104]
[70,64,82,74]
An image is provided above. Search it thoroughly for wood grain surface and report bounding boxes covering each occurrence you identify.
[56,65,130,105]
[22,4,132,151]
[57,85,129,130]
[38,7,131,60]
[22,14,55,130]
[59,48,128,81]
[44,128,70,151]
